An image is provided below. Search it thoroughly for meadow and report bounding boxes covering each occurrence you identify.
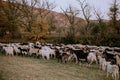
[0,53,112,80]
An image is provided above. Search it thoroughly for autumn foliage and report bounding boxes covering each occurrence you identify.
[0,0,120,46]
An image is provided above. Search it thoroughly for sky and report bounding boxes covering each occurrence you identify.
[48,0,120,20]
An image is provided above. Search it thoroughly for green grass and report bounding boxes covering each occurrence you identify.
[0,53,111,80]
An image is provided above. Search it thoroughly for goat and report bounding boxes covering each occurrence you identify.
[40,46,51,60]
[101,58,107,71]
[106,62,119,80]
[87,50,98,66]
[98,56,106,70]
[112,65,119,80]
[29,46,39,57]
[115,54,120,67]
[18,45,29,56]
[103,49,116,64]
[55,48,62,62]
[68,48,88,64]
[11,44,20,55]
[3,46,14,56]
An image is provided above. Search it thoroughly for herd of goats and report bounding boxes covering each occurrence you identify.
[0,41,120,80]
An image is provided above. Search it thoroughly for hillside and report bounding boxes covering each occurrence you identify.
[0,0,85,42]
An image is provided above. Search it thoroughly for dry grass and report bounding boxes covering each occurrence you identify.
[0,53,110,80]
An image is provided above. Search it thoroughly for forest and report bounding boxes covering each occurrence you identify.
[0,0,120,47]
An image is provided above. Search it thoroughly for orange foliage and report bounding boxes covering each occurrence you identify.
[30,18,49,41]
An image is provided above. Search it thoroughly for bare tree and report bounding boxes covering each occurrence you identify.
[61,5,80,43]
[61,5,79,37]
[76,0,93,44]
[77,0,92,35]
[18,0,38,32]
[108,0,120,34]
[92,8,109,43]
[94,8,104,23]
[77,0,91,22]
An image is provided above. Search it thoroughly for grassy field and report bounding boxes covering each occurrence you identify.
[0,53,112,80]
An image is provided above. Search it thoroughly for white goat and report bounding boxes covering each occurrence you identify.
[3,46,14,56]
[101,58,107,71]
[87,50,97,66]
[106,62,119,80]
[98,56,106,70]
[11,44,20,55]
[40,46,51,60]
[112,65,119,80]
[49,49,56,58]
[42,46,56,59]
